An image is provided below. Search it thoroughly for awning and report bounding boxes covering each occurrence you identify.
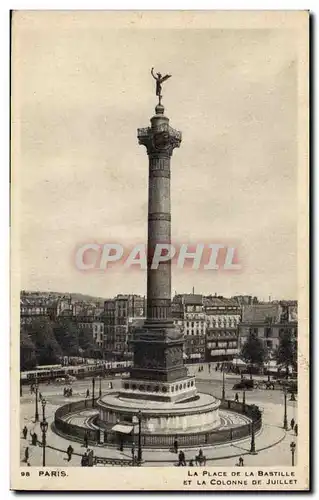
[111,424,133,434]
[210,349,239,356]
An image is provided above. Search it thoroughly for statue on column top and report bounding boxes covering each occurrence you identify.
[151,68,172,105]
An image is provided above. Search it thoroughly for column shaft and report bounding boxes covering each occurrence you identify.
[147,155,172,322]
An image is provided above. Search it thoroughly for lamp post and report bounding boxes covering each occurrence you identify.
[137,410,142,463]
[222,346,228,400]
[34,378,39,422]
[242,390,246,411]
[267,350,271,382]
[99,376,102,399]
[283,388,288,430]
[40,399,48,467]
[290,441,296,466]
[250,420,257,454]
[92,377,95,407]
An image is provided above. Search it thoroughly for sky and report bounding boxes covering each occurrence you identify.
[13,12,299,300]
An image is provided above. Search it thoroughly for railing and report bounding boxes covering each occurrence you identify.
[54,398,262,449]
[54,399,99,444]
[94,457,138,467]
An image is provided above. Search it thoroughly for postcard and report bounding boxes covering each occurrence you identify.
[11,10,309,491]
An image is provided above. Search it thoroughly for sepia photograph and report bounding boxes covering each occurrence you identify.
[10,10,309,491]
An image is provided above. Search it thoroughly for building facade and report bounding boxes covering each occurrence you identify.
[238,301,298,360]
[103,295,146,358]
[172,294,206,363]
[205,296,241,361]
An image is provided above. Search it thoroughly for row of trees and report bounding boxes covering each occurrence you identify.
[20,318,102,370]
[240,329,297,379]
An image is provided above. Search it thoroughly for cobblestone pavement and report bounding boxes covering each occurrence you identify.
[19,371,298,468]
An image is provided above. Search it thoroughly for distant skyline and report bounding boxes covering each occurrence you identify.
[21,287,294,303]
[15,12,298,301]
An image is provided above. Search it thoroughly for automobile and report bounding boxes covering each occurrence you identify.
[255,380,276,390]
[232,379,255,390]
[55,377,67,384]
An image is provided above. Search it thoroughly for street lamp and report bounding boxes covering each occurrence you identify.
[92,377,95,407]
[283,387,288,430]
[99,376,102,399]
[34,378,39,422]
[290,441,296,466]
[222,346,228,400]
[40,399,48,467]
[133,410,142,463]
[250,420,257,454]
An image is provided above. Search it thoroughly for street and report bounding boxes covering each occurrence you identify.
[20,365,298,468]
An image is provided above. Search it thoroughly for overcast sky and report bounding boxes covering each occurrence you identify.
[14,12,299,300]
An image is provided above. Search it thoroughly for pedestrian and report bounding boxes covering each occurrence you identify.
[131,442,135,460]
[235,393,239,403]
[86,389,90,398]
[290,418,295,431]
[66,444,74,462]
[81,452,88,467]
[88,449,94,466]
[24,447,29,463]
[39,392,42,401]
[239,456,244,467]
[22,426,28,439]
[294,423,298,436]
[63,387,66,397]
[31,431,38,446]
[84,432,88,448]
[70,388,73,397]
[173,437,178,454]
[178,450,186,466]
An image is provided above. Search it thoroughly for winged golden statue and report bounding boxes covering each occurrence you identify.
[151,68,172,104]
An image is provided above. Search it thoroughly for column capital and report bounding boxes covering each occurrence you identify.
[137,121,182,157]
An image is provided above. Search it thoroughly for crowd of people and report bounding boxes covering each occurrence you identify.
[63,387,73,397]
[173,438,206,467]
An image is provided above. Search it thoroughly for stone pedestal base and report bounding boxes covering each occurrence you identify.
[97,390,221,434]
[120,376,196,403]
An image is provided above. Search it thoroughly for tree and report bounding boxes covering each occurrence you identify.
[78,327,97,358]
[240,331,266,379]
[25,317,62,366]
[275,329,297,378]
[53,319,80,357]
[20,327,37,370]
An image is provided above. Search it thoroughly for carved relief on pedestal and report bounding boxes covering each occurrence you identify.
[135,345,164,370]
[165,346,183,369]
